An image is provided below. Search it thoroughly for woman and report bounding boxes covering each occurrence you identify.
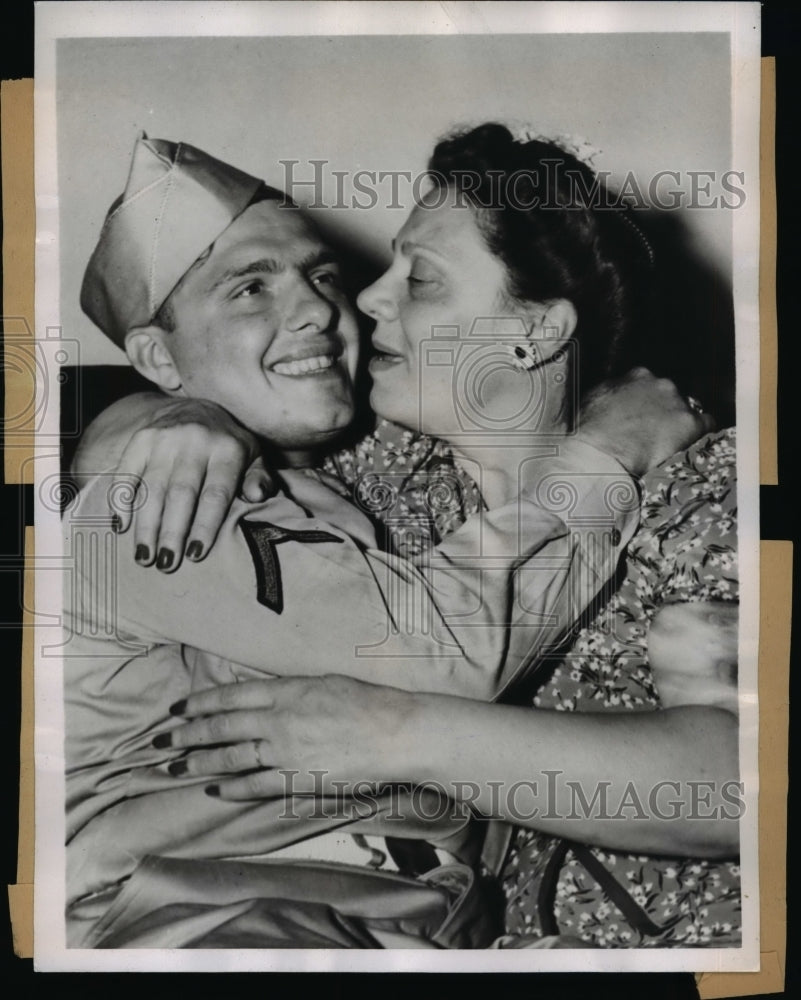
[78,124,737,947]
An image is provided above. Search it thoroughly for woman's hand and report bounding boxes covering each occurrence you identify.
[108,398,275,572]
[648,601,739,712]
[163,676,425,799]
[162,676,740,856]
[578,368,716,477]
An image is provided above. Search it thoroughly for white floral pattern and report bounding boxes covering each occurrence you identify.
[502,428,740,947]
[323,420,483,560]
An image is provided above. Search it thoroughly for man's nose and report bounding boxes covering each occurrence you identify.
[357,273,398,322]
[287,279,336,333]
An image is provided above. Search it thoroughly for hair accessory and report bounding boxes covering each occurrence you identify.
[617,211,656,269]
[508,123,603,168]
[508,123,655,270]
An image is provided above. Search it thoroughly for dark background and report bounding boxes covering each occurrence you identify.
[1,3,797,997]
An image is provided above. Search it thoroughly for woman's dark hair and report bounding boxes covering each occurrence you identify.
[427,123,655,406]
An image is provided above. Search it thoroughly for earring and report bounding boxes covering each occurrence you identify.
[509,343,538,371]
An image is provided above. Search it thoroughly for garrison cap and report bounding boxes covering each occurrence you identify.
[81,134,274,347]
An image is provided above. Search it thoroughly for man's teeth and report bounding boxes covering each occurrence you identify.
[271,354,336,376]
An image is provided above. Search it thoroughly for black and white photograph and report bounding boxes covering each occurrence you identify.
[32,1,761,971]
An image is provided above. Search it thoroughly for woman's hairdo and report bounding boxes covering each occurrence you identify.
[427,123,655,402]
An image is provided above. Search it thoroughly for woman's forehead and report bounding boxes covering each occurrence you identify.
[397,198,483,256]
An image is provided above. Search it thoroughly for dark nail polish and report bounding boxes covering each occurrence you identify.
[169,699,187,716]
[168,759,188,777]
[186,540,204,561]
[205,784,220,798]
[152,731,172,749]
[111,514,122,533]
[156,548,174,571]
[135,544,150,563]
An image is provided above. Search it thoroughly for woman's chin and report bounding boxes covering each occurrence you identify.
[369,385,464,441]
[369,386,415,432]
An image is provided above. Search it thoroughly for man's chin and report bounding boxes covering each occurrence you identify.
[268,408,356,455]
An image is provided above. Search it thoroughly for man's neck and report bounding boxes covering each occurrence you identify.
[266,444,320,471]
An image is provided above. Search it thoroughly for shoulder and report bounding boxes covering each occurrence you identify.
[639,427,737,516]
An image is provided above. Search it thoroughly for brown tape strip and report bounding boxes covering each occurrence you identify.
[1,78,35,484]
[9,527,34,957]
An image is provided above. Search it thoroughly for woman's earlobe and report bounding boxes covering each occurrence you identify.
[511,299,577,371]
[124,326,182,391]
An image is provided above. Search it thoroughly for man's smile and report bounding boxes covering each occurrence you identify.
[268,339,345,378]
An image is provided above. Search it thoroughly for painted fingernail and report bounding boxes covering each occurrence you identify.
[152,732,172,749]
[205,784,220,798]
[169,699,187,716]
[186,540,204,561]
[135,544,150,563]
[168,759,188,777]
[156,548,174,571]
[111,514,122,533]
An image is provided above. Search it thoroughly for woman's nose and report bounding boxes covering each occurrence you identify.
[357,273,397,322]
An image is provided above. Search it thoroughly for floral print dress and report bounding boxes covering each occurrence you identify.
[322,419,483,559]
[501,427,740,948]
[324,421,741,948]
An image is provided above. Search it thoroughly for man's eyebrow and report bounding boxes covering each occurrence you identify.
[210,249,341,292]
[210,257,285,291]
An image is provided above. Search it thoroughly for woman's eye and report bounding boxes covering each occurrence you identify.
[408,260,441,287]
[408,271,440,291]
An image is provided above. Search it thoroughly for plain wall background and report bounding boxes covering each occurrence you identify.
[55,32,732,365]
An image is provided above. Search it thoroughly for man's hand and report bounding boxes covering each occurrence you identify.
[82,396,275,572]
[577,368,715,477]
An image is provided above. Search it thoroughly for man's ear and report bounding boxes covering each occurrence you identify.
[531,298,578,362]
[124,325,183,392]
